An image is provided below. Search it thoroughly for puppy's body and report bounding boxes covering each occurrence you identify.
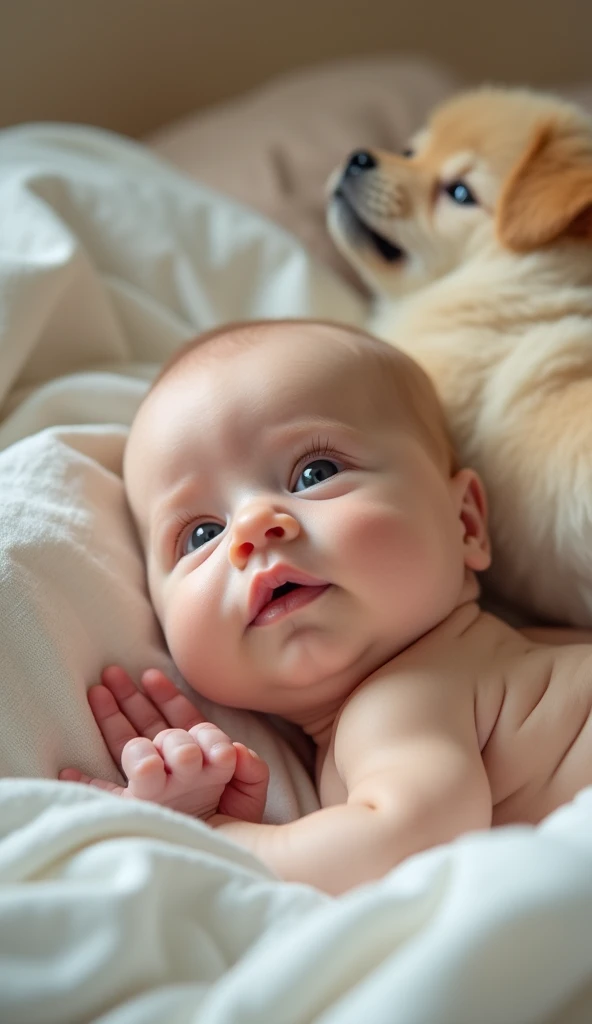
[328,89,592,626]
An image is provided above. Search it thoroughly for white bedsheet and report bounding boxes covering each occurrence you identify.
[1,122,592,1023]
[0,120,365,814]
[3,778,592,1024]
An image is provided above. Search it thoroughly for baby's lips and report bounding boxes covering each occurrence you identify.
[246,564,329,624]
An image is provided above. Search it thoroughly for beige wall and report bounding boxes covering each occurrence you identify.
[0,0,587,137]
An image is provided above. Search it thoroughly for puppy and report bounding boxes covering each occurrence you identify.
[327,87,592,627]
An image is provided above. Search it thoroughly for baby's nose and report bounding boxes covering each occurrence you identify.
[228,503,300,569]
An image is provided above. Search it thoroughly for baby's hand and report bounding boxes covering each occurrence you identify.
[59,666,269,822]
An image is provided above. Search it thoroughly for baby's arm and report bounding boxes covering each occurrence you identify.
[65,662,490,893]
[211,659,492,892]
[60,667,269,822]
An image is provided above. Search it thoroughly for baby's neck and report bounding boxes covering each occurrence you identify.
[287,585,485,751]
[291,699,346,750]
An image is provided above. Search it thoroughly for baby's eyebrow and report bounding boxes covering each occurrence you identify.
[264,416,366,449]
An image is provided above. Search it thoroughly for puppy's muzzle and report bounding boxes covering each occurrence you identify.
[330,150,406,263]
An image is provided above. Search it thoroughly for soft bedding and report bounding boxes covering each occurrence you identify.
[149,56,459,290]
[1,117,592,1023]
[4,780,592,1023]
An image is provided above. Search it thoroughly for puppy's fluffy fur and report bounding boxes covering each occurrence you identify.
[328,87,592,627]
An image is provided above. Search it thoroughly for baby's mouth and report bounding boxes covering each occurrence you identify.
[252,582,330,627]
[271,581,301,601]
[247,569,331,627]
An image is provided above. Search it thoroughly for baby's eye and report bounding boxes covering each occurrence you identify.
[183,521,224,555]
[294,458,340,492]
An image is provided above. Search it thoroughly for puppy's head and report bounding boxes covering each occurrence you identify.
[327,87,592,299]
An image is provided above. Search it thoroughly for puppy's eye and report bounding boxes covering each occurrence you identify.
[445,181,477,206]
[401,147,414,158]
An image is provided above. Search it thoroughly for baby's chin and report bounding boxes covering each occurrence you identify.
[176,631,381,717]
[270,632,372,699]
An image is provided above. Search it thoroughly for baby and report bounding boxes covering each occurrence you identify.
[61,319,592,894]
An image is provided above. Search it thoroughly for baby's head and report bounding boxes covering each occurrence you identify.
[124,319,490,725]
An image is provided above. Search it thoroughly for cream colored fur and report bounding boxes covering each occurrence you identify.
[328,88,592,626]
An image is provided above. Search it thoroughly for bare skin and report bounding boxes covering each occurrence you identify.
[60,666,269,821]
[60,321,592,894]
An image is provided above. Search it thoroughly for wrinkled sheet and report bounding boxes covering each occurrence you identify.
[3,778,592,1024]
[0,121,365,812]
[1,122,592,1024]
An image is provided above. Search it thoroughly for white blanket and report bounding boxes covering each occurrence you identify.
[3,779,592,1024]
[0,121,367,814]
[1,122,592,1023]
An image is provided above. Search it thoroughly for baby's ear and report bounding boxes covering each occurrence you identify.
[452,469,491,572]
[497,119,592,252]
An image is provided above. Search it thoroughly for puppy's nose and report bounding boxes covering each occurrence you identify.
[345,150,377,177]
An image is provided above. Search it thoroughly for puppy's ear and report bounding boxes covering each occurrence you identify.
[497,121,592,252]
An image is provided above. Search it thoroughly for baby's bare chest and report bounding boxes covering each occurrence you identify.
[319,641,592,821]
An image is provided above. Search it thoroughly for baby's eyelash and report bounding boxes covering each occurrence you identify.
[289,437,346,487]
[172,509,198,555]
[299,436,340,462]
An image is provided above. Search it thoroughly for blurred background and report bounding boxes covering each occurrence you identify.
[1,0,586,288]
[0,0,587,137]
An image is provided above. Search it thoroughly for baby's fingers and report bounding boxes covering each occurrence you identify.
[141,669,206,731]
[88,683,139,766]
[121,736,168,801]
[100,666,170,742]
[232,743,270,787]
[188,722,237,772]
[59,767,126,797]
[152,727,205,784]
[218,743,269,823]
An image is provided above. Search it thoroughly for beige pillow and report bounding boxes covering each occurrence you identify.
[149,55,459,290]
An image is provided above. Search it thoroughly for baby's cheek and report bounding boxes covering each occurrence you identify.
[331,497,451,609]
[330,500,412,574]
[162,576,222,694]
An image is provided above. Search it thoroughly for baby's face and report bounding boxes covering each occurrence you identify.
[125,324,479,720]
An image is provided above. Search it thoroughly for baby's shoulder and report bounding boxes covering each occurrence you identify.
[335,641,471,750]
